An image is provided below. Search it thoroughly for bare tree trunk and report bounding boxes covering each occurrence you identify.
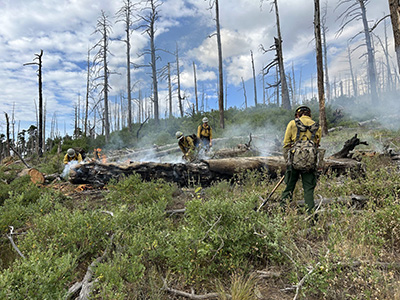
[167,63,172,118]
[149,0,160,124]
[250,50,257,107]
[241,77,248,109]
[347,46,358,97]
[262,69,266,105]
[176,44,184,118]
[38,50,43,156]
[214,0,225,128]
[321,3,331,102]
[359,0,378,101]
[84,48,90,136]
[4,113,10,157]
[116,0,134,131]
[193,61,198,113]
[273,0,291,110]
[383,20,393,91]
[314,0,328,136]
[389,0,400,74]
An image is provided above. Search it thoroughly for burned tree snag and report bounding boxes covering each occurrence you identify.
[330,134,368,159]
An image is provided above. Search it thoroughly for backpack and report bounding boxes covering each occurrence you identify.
[289,119,319,171]
[189,134,200,147]
[73,147,86,160]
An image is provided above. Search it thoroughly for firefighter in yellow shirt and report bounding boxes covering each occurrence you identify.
[197,117,212,150]
[176,131,196,162]
[281,105,321,214]
[63,148,83,165]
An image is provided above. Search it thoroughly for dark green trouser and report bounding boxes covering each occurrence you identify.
[281,166,317,213]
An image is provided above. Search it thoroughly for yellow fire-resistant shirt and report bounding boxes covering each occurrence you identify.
[178,136,195,154]
[63,153,83,164]
[283,115,321,149]
[197,124,212,140]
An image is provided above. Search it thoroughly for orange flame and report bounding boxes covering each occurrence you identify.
[93,148,107,163]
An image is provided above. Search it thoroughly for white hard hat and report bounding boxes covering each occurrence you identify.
[67,148,75,157]
[202,117,208,123]
[175,131,184,139]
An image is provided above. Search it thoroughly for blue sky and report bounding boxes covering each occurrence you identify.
[0,0,390,138]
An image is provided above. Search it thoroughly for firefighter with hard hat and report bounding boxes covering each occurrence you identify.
[63,148,83,165]
[197,117,213,150]
[176,131,196,162]
[281,105,322,214]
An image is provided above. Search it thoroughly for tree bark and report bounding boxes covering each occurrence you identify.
[176,44,184,118]
[251,50,257,107]
[389,0,400,74]
[314,0,328,136]
[214,0,225,128]
[273,0,291,110]
[193,61,199,114]
[359,0,378,101]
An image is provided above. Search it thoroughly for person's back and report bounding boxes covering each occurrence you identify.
[281,106,321,215]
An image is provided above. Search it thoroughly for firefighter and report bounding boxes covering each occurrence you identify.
[63,148,83,165]
[281,105,322,214]
[176,131,196,162]
[197,117,212,150]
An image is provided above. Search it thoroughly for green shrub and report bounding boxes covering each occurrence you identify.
[19,207,111,257]
[0,247,76,300]
[166,193,285,281]
[105,174,176,207]
[0,175,41,206]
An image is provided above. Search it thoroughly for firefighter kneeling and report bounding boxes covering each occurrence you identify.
[176,131,198,162]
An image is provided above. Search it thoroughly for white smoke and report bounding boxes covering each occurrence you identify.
[62,160,80,179]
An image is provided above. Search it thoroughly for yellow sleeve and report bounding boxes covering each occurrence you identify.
[77,153,83,163]
[63,154,69,164]
[209,127,212,140]
[197,125,201,138]
[315,127,322,146]
[187,137,195,150]
[283,120,296,149]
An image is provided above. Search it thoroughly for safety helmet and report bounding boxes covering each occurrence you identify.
[67,148,76,157]
[202,117,208,123]
[295,105,311,114]
[175,131,184,140]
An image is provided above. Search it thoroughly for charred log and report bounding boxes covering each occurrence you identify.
[330,134,368,159]
[69,156,362,187]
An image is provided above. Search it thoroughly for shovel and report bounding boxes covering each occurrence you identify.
[256,175,285,212]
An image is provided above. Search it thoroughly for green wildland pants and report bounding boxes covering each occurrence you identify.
[281,166,317,213]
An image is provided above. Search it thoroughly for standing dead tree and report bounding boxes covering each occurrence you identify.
[24,49,44,157]
[251,50,258,107]
[389,0,400,74]
[336,0,378,101]
[193,61,199,113]
[314,0,328,136]
[207,0,225,128]
[92,10,113,142]
[260,0,291,110]
[116,0,136,132]
[321,3,331,102]
[176,43,185,118]
[136,0,162,125]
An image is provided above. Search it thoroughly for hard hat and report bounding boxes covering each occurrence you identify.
[202,117,208,123]
[67,148,76,157]
[295,105,311,113]
[175,131,184,140]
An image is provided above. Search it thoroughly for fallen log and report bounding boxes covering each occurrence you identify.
[69,156,363,187]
